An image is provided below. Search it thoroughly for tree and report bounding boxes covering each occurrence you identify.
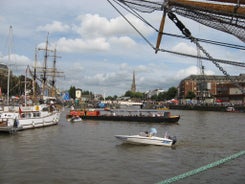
[124,90,133,97]
[157,92,167,101]
[185,91,196,99]
[134,92,143,99]
[0,73,36,96]
[105,95,118,100]
[166,87,178,100]
[124,91,144,99]
[69,86,76,99]
[151,94,158,101]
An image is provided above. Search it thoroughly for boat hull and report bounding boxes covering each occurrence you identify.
[115,135,175,146]
[18,112,60,130]
[0,107,60,133]
[81,115,180,123]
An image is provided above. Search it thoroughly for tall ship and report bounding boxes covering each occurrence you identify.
[0,32,63,133]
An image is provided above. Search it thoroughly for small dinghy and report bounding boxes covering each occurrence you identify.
[70,116,82,122]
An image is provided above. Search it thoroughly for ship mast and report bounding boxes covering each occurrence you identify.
[37,34,64,98]
[38,33,53,98]
[50,48,63,97]
[7,25,14,105]
[32,48,38,100]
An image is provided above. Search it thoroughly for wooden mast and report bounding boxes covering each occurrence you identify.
[32,48,37,101]
[168,0,245,16]
[155,12,166,53]
[207,0,245,5]
[155,0,245,52]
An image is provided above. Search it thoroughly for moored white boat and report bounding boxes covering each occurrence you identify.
[115,128,177,146]
[70,116,82,122]
[0,104,60,133]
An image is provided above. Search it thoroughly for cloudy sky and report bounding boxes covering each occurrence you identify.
[0,0,244,96]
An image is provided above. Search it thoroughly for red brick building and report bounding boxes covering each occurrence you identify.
[178,74,245,105]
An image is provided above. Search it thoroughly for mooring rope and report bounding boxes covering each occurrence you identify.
[156,150,245,184]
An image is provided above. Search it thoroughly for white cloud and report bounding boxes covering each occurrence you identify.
[172,42,197,56]
[109,36,136,49]
[175,65,215,80]
[37,21,70,33]
[175,66,199,79]
[75,13,153,38]
[52,37,110,53]
[2,54,31,66]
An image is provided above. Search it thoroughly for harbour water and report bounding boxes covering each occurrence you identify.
[0,109,244,184]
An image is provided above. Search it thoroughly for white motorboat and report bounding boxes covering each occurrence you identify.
[0,104,60,133]
[115,128,177,146]
[70,116,82,122]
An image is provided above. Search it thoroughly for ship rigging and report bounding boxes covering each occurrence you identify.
[107,0,245,93]
[28,33,64,99]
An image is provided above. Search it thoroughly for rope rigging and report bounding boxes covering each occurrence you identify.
[108,0,245,94]
[115,0,245,42]
[165,11,245,93]
[108,0,245,63]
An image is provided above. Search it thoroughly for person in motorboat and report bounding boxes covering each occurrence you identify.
[149,128,157,136]
[141,131,149,137]
[140,128,157,137]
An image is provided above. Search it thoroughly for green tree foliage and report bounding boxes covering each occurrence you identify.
[68,86,76,99]
[157,92,167,101]
[0,74,37,96]
[105,95,118,100]
[185,91,196,99]
[151,87,177,101]
[124,90,133,97]
[166,87,178,100]
[124,91,144,99]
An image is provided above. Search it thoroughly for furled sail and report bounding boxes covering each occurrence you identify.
[117,0,245,42]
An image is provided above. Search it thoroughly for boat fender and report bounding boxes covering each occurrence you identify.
[35,105,39,111]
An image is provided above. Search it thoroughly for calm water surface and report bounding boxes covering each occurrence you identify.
[0,109,245,184]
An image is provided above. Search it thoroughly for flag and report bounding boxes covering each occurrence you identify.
[19,107,22,114]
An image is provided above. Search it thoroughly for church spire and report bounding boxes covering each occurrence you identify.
[131,70,136,93]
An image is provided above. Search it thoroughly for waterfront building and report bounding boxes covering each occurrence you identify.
[178,74,245,105]
[145,89,165,99]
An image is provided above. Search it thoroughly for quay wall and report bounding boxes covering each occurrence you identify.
[169,104,245,112]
